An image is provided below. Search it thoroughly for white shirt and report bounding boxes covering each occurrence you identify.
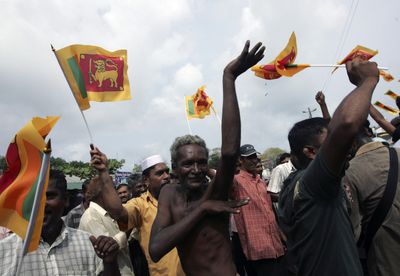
[267,160,296,194]
[79,201,134,276]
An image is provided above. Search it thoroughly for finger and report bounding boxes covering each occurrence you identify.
[96,236,109,256]
[101,238,116,255]
[89,235,97,247]
[248,42,263,57]
[106,241,119,255]
[254,46,266,61]
[345,60,352,72]
[239,40,250,58]
[90,144,95,150]
[230,197,250,208]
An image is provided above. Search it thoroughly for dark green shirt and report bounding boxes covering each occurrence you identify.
[280,152,362,276]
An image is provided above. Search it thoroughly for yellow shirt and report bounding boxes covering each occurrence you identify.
[123,191,184,276]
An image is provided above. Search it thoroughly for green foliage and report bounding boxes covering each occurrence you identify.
[49,156,124,182]
[208,148,221,170]
[132,163,142,173]
[261,147,286,165]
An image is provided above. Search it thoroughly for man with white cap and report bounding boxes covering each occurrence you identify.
[89,151,184,276]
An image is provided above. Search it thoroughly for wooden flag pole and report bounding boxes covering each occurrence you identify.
[211,106,221,127]
[287,64,388,70]
[51,44,94,145]
[184,96,193,135]
[16,140,52,276]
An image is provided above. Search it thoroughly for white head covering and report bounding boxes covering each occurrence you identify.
[141,155,164,171]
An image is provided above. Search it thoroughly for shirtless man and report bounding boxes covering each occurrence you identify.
[149,41,265,276]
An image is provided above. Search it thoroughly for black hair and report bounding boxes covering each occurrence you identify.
[49,169,67,198]
[277,152,291,165]
[127,173,142,187]
[288,117,329,167]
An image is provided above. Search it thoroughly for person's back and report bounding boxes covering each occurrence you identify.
[278,57,379,276]
[280,153,361,275]
[344,140,400,275]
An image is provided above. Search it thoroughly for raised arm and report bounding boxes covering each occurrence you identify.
[315,91,331,120]
[206,41,265,200]
[369,105,396,135]
[321,59,379,175]
[90,146,129,225]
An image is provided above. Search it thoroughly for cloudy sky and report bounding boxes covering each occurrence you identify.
[1,0,399,170]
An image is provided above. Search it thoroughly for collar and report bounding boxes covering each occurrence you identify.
[145,190,158,207]
[239,169,260,180]
[356,141,386,157]
[89,201,108,216]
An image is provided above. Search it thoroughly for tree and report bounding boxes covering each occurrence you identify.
[132,163,142,174]
[208,148,221,170]
[260,147,287,167]
[50,156,125,182]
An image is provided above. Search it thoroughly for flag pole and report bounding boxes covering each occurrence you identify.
[51,44,94,144]
[15,140,52,276]
[211,106,221,127]
[184,96,193,135]
[287,64,388,70]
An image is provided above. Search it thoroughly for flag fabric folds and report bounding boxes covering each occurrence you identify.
[186,86,214,119]
[374,101,399,116]
[0,116,59,252]
[337,45,378,65]
[385,90,399,100]
[252,32,308,80]
[54,45,131,110]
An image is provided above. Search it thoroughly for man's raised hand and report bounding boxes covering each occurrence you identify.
[224,40,265,79]
[90,146,108,172]
[345,58,379,87]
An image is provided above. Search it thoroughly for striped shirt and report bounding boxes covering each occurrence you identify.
[0,226,102,275]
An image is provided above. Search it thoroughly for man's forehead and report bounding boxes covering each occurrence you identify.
[178,144,207,156]
[152,162,168,171]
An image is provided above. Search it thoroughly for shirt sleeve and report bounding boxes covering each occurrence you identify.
[392,126,400,143]
[267,166,284,193]
[122,198,142,231]
[299,151,342,199]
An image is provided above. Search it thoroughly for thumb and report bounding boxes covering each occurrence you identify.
[89,235,97,246]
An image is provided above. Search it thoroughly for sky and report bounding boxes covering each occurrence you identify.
[1,0,400,171]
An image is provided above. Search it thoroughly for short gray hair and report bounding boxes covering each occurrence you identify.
[170,135,208,167]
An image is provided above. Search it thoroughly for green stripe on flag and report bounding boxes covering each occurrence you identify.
[67,57,88,98]
[187,99,196,116]
[22,158,43,220]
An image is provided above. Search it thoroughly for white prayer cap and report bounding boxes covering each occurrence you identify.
[141,155,164,172]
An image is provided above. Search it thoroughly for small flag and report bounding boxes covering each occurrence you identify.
[54,45,131,110]
[252,32,308,80]
[374,101,399,116]
[379,70,394,82]
[0,116,59,252]
[337,45,378,64]
[385,90,399,100]
[186,86,213,119]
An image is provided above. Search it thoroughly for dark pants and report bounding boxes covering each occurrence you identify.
[249,256,285,276]
[129,239,150,276]
[231,232,256,276]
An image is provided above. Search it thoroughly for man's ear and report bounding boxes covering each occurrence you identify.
[303,146,316,160]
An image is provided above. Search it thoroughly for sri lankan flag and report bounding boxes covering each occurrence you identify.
[385,90,399,100]
[374,101,399,116]
[54,45,131,110]
[252,32,308,80]
[186,86,213,119]
[0,116,59,252]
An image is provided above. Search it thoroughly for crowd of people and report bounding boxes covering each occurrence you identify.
[1,40,400,276]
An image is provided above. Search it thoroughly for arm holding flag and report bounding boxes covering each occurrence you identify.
[315,91,331,120]
[369,105,396,135]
